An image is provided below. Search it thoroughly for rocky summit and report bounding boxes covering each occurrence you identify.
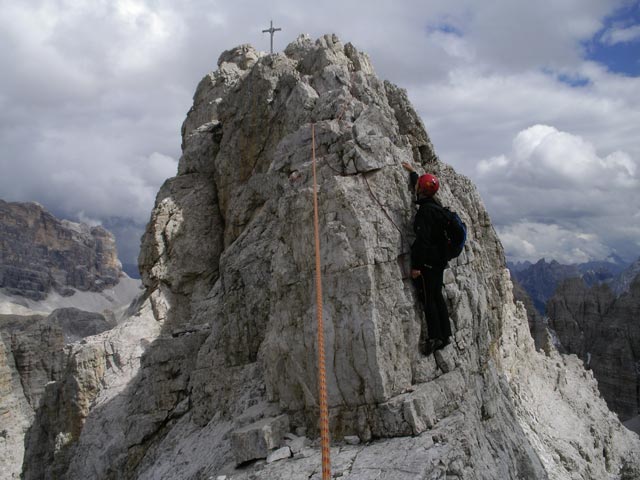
[8,35,640,480]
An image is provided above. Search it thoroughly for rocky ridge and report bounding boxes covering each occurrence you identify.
[14,35,640,480]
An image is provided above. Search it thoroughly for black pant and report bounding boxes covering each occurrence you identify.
[413,265,451,343]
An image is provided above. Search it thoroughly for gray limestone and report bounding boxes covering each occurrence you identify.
[0,334,33,479]
[231,415,290,464]
[611,258,640,296]
[266,446,292,464]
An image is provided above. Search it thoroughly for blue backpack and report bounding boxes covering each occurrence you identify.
[436,206,467,260]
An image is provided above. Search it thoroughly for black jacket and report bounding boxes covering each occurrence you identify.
[409,172,447,269]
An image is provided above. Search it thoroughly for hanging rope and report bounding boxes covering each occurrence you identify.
[311,123,331,480]
[308,109,412,479]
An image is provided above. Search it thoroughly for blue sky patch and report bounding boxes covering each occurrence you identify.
[542,68,591,87]
[427,22,463,37]
[583,1,640,76]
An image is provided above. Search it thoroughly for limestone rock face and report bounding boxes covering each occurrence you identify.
[546,278,615,357]
[0,314,67,410]
[19,35,640,480]
[0,200,122,300]
[547,275,640,422]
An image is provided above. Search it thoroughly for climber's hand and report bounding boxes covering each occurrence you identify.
[411,269,421,279]
[401,162,415,172]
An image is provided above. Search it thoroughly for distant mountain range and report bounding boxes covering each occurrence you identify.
[508,255,637,314]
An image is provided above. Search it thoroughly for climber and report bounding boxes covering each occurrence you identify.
[402,162,452,356]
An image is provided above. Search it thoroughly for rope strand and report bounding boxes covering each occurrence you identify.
[311,123,332,480]
[309,107,413,477]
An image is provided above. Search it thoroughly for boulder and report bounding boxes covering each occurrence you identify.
[230,415,290,464]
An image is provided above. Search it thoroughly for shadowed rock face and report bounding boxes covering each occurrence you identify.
[17,35,640,480]
[0,307,116,479]
[547,275,640,422]
[0,200,122,300]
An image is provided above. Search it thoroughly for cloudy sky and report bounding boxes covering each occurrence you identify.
[1,0,639,272]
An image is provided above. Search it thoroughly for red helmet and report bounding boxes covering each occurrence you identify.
[417,173,439,197]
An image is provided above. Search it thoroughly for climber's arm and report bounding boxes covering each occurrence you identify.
[402,162,419,190]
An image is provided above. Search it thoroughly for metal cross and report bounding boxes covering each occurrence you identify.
[262,20,281,54]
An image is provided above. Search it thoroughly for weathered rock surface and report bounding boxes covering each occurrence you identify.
[0,314,67,410]
[0,332,33,479]
[0,200,122,300]
[15,35,640,480]
[546,275,640,423]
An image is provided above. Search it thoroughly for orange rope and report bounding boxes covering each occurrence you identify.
[311,123,331,480]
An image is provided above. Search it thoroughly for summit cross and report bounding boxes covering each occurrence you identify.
[262,20,281,54]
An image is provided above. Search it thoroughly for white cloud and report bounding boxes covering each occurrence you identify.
[601,24,640,45]
[132,152,179,187]
[506,125,637,188]
[475,125,639,262]
[412,65,640,172]
[478,155,509,175]
[76,211,102,227]
[428,30,476,62]
[498,222,612,264]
